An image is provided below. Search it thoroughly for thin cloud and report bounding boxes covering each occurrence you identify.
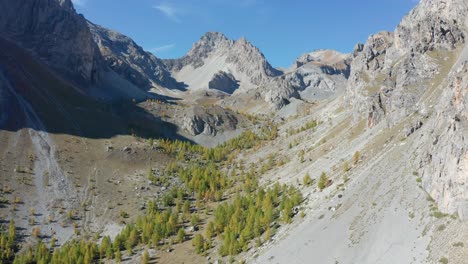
[71,0,88,6]
[150,44,176,53]
[153,3,181,23]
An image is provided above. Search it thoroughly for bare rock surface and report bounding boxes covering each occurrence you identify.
[88,22,181,91]
[0,0,102,88]
[181,106,238,137]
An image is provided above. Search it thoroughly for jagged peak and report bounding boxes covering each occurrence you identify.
[187,31,233,57]
[195,31,232,48]
[200,31,229,42]
[236,36,249,44]
[233,36,258,51]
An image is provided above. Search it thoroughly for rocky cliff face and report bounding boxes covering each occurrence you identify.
[88,22,180,91]
[164,32,281,93]
[181,106,238,137]
[346,0,468,218]
[414,60,468,219]
[347,0,467,127]
[0,0,102,89]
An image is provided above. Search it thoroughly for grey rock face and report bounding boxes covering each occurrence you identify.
[263,50,351,108]
[415,61,468,219]
[348,0,467,127]
[346,0,468,218]
[395,0,467,53]
[88,22,180,90]
[182,106,238,136]
[225,37,283,86]
[208,71,239,94]
[0,0,102,88]
[292,49,351,78]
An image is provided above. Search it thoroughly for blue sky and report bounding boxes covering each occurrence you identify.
[73,0,419,68]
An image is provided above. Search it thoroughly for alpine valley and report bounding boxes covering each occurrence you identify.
[0,0,467,263]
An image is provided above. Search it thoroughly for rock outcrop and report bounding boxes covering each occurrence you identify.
[263,50,351,108]
[182,106,238,136]
[208,71,239,94]
[292,49,351,77]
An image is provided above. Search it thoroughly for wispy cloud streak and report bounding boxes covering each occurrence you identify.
[153,3,181,23]
[150,44,176,52]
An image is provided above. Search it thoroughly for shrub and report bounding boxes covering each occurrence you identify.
[352,151,360,164]
[343,162,350,172]
[439,257,448,264]
[120,211,129,218]
[452,242,464,247]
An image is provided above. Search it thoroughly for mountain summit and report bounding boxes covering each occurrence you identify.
[164,32,282,94]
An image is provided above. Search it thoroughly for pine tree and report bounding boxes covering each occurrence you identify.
[115,249,121,264]
[303,173,312,186]
[192,234,205,254]
[206,222,215,238]
[177,228,185,243]
[141,249,149,264]
[318,172,329,191]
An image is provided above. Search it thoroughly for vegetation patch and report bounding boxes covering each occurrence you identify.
[4,122,305,263]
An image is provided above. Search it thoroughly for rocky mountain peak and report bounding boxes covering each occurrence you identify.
[199,31,230,44]
[186,31,233,59]
[164,32,281,94]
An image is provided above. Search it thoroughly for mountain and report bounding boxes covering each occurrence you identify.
[0,0,102,90]
[164,32,282,94]
[88,22,181,91]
